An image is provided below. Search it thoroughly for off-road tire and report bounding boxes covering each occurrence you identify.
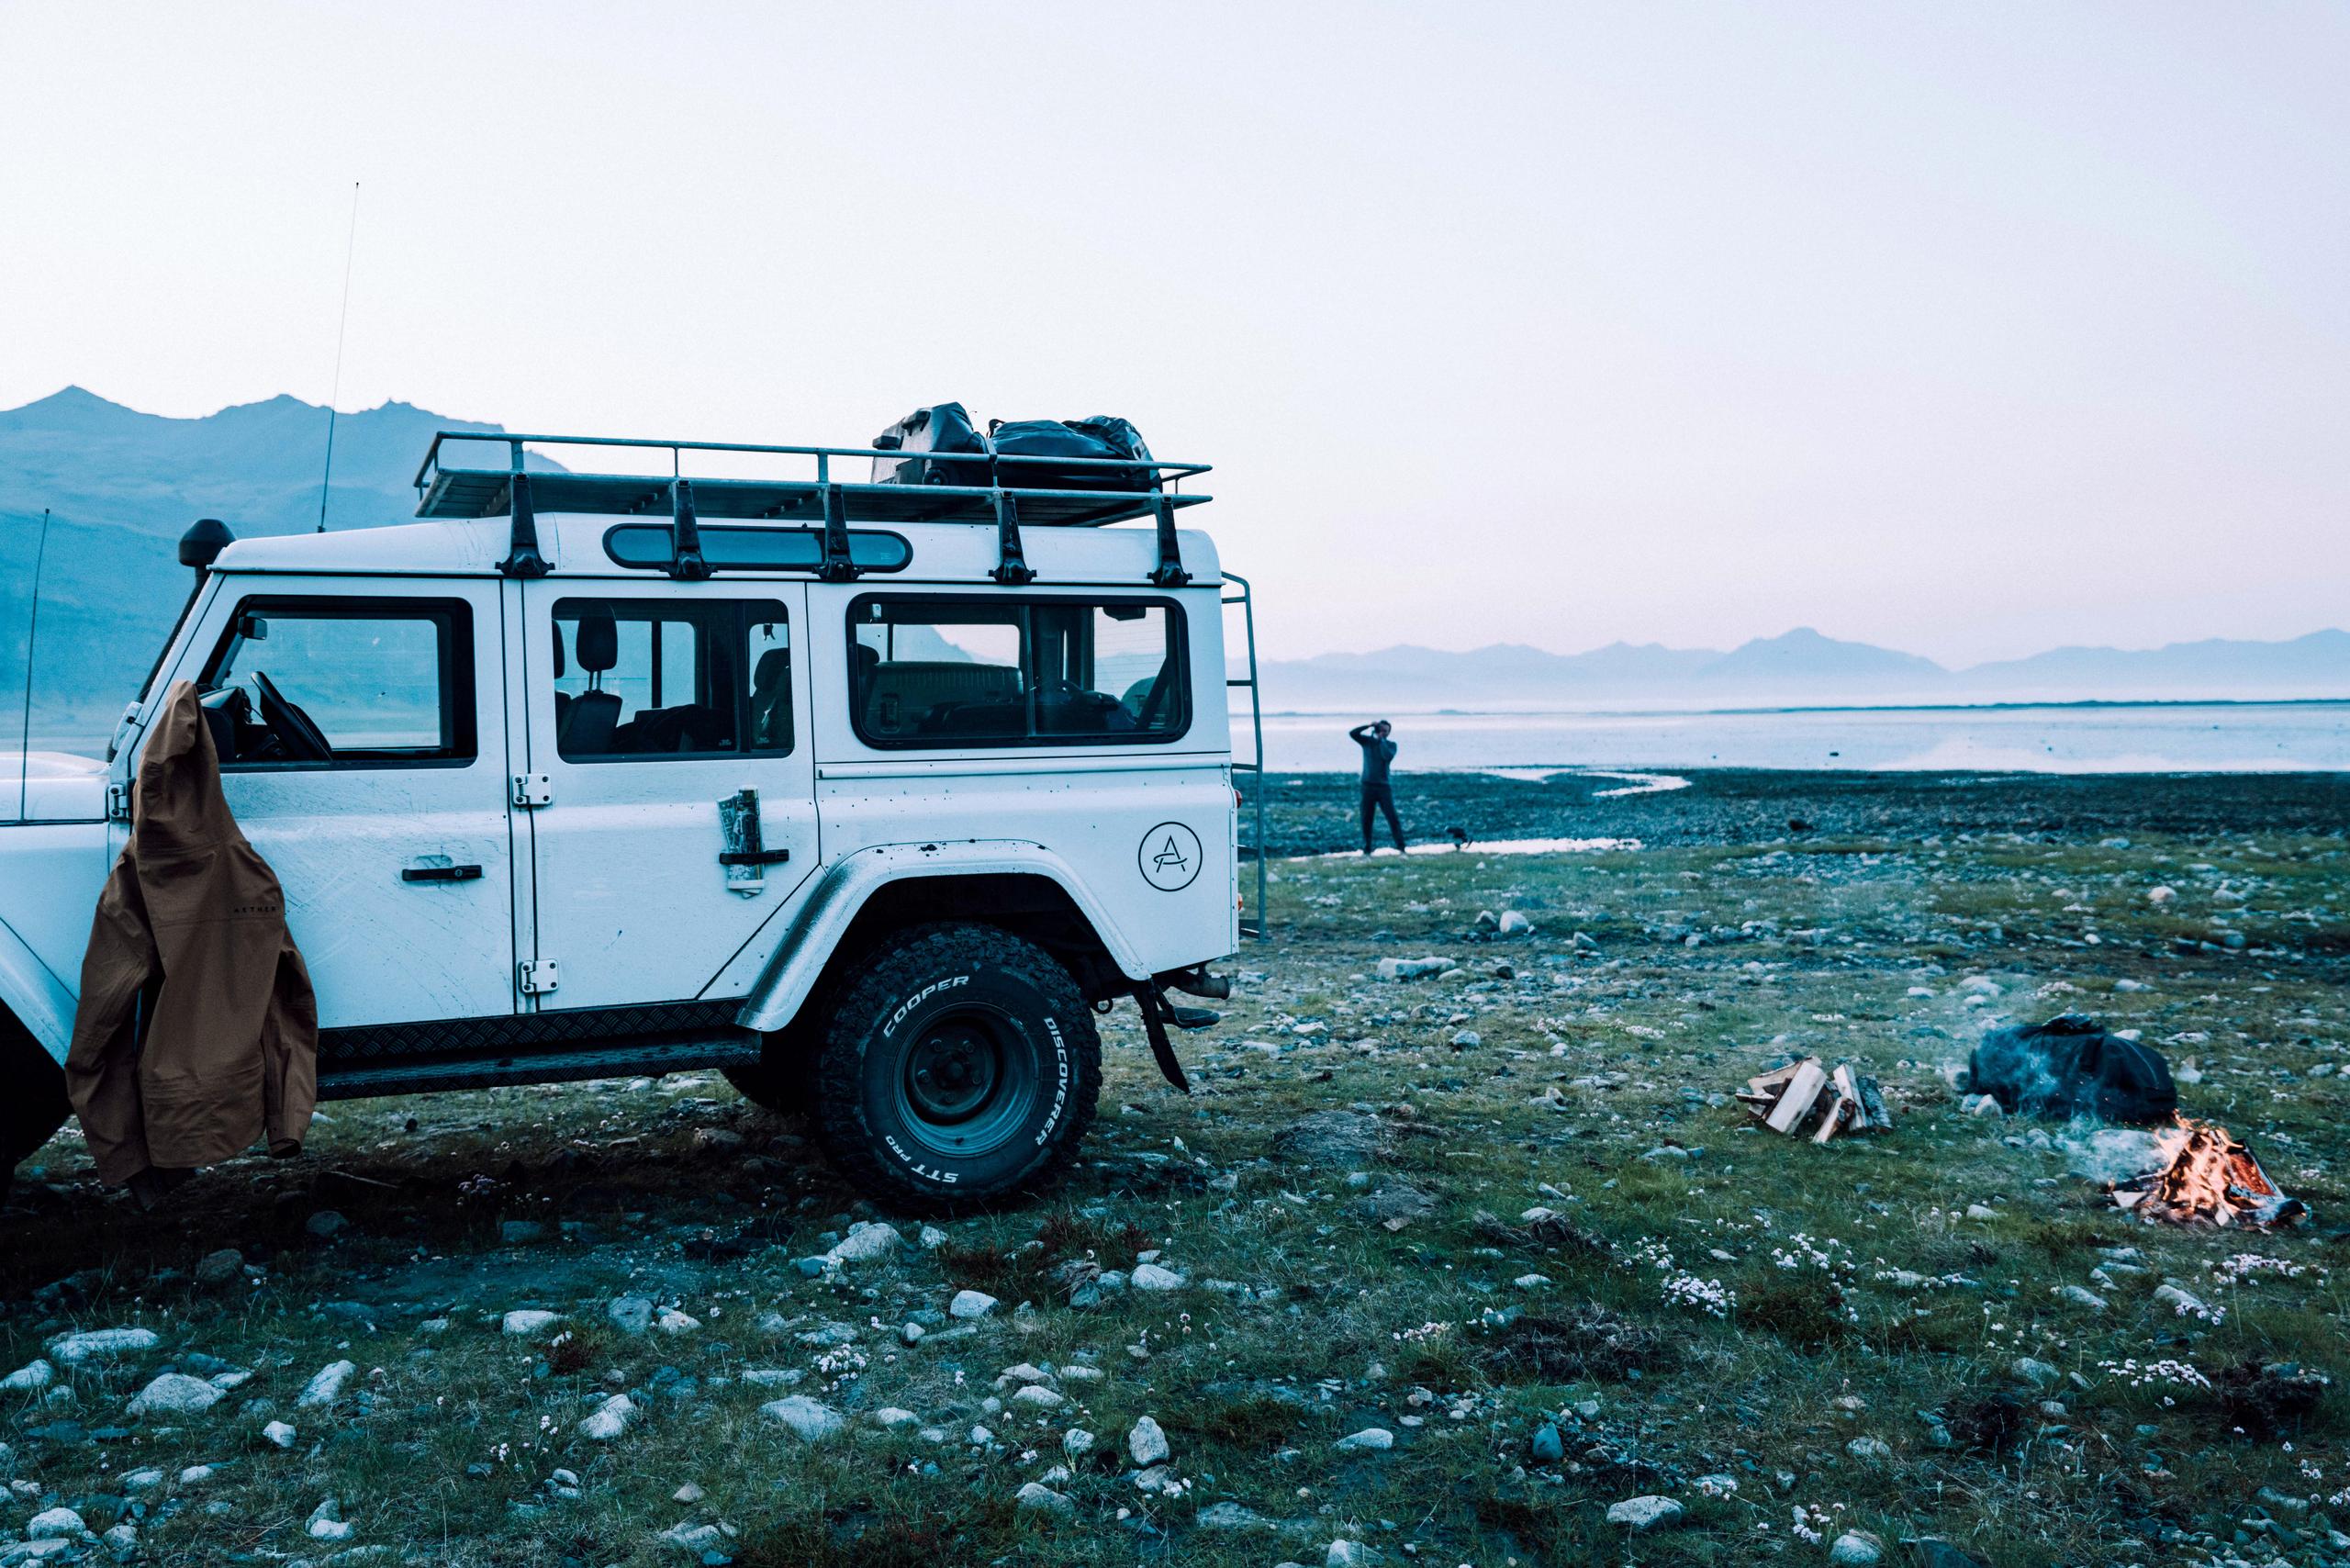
[811,923,1101,1211]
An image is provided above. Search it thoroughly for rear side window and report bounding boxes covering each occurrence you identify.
[553,598,791,761]
[848,595,1187,748]
[202,598,474,768]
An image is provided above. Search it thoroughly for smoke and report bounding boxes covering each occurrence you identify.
[2058,1126,2171,1186]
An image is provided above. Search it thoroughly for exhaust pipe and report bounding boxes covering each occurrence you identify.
[1162,967,1231,1001]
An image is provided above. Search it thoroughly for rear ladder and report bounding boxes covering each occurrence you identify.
[1225,572,1268,938]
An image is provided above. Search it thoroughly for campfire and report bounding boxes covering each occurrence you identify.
[2111,1117,2306,1228]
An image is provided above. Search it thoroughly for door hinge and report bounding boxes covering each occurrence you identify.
[511,773,554,809]
[518,958,561,995]
[106,783,132,823]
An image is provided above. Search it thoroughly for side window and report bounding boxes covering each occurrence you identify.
[201,598,474,768]
[553,598,791,761]
[849,596,1187,747]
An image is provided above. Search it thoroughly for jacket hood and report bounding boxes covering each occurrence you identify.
[133,681,236,857]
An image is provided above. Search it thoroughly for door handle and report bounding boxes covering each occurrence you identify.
[718,848,790,868]
[401,864,485,883]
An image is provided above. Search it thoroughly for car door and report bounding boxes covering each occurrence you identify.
[176,577,519,1025]
[517,580,817,1012]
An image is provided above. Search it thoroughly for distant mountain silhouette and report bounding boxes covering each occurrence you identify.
[0,387,533,745]
[1265,626,2350,711]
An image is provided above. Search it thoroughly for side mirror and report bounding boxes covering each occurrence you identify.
[180,517,234,570]
[235,614,269,642]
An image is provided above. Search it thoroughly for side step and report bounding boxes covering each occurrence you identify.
[317,1034,763,1102]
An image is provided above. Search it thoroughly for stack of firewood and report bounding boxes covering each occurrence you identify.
[1738,1058,1893,1143]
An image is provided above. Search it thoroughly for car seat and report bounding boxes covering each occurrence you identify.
[559,607,623,755]
[751,647,792,749]
[552,622,572,734]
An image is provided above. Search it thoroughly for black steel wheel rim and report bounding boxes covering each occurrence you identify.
[893,1007,1035,1159]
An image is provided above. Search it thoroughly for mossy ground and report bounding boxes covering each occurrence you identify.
[5,773,2346,1566]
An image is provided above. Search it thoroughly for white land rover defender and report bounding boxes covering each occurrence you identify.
[0,420,1268,1207]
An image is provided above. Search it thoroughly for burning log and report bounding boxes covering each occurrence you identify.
[2111,1118,2307,1228]
[1742,1057,1891,1143]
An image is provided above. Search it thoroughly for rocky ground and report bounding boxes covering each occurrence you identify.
[4,770,2347,1568]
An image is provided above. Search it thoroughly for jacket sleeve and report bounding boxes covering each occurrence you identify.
[63,853,162,1186]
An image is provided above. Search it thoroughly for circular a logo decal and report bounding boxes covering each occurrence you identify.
[1137,822,1203,891]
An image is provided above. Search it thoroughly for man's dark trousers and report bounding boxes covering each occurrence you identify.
[1361,783,1404,853]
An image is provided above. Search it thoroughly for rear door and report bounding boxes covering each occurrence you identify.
[186,577,519,1025]
[517,580,817,1011]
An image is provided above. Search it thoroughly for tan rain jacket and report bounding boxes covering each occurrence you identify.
[65,679,319,1187]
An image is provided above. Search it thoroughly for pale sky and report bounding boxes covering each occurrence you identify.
[3,2,2344,665]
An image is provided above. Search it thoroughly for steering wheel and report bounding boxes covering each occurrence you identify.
[250,670,334,763]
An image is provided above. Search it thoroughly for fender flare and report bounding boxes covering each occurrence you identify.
[731,840,1149,1035]
[0,916,74,1067]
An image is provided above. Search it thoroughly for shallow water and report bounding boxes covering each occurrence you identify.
[1259,700,2350,775]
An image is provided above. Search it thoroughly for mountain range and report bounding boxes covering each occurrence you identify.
[2,388,2344,745]
[1260,625,2350,711]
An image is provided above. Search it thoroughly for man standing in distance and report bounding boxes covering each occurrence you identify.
[1348,719,1405,856]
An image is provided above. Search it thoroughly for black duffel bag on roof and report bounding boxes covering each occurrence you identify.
[988,415,1158,493]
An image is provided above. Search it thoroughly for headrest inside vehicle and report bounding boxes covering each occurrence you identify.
[575,609,619,674]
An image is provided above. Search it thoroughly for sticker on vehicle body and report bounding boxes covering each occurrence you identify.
[1138,823,1203,891]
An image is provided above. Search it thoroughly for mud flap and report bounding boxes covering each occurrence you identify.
[1131,984,1192,1094]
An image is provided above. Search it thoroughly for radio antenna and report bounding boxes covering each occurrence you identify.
[17,508,50,820]
[316,181,361,532]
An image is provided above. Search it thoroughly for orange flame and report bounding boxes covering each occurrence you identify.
[2111,1116,2304,1228]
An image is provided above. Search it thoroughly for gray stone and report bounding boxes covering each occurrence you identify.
[498,1220,545,1244]
[949,1289,999,1319]
[1130,1263,1186,1292]
[1332,1427,1393,1452]
[2011,1357,2062,1389]
[24,1508,86,1541]
[296,1360,356,1409]
[47,1327,159,1365]
[1845,1436,1892,1462]
[578,1394,636,1440]
[1063,1427,1095,1456]
[658,1522,724,1552]
[1196,1501,1275,1530]
[193,1249,244,1286]
[127,1372,224,1417]
[607,1296,655,1335]
[825,1222,901,1263]
[760,1394,845,1441]
[501,1309,561,1336]
[1128,1415,1169,1466]
[1014,1482,1074,1518]
[1,1359,55,1391]
[1606,1495,1684,1531]
[305,1210,348,1239]
[1529,1423,1563,1462]
[263,1419,297,1449]
[1827,1530,1885,1564]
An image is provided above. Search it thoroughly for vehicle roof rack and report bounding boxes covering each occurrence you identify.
[413,431,1212,586]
